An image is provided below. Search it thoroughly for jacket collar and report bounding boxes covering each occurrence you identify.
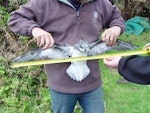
[58,0,94,8]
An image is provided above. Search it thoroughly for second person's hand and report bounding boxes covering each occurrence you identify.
[103,56,122,69]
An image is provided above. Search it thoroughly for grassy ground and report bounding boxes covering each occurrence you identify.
[0,30,150,113]
[100,60,150,113]
[99,30,150,113]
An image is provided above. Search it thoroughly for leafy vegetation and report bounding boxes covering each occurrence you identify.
[0,57,51,113]
[0,0,150,113]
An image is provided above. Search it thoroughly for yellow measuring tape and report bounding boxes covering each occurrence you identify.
[11,47,150,68]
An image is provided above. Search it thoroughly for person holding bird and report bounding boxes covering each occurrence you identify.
[8,0,125,113]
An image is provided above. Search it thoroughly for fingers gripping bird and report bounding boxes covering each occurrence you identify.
[12,38,137,81]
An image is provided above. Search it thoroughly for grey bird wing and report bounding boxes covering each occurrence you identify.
[87,40,112,55]
[87,39,138,56]
[12,45,70,62]
[12,47,42,62]
[39,45,70,59]
[111,39,138,50]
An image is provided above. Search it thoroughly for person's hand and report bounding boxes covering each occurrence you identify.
[103,56,122,69]
[32,27,54,49]
[101,26,121,46]
[143,43,150,50]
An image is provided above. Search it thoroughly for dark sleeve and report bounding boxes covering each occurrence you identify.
[118,55,150,84]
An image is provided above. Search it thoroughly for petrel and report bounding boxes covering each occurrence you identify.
[12,38,137,81]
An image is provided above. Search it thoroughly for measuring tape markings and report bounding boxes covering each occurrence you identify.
[11,48,150,68]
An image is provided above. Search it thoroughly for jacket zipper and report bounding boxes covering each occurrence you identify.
[59,0,84,24]
[76,3,84,24]
[76,11,83,24]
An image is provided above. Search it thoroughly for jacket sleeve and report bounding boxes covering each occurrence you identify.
[118,55,150,84]
[7,0,42,36]
[101,0,125,33]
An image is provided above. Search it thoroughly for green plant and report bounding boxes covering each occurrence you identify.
[0,6,9,27]
[0,56,51,113]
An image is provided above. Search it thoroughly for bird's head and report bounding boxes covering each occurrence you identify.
[74,38,90,53]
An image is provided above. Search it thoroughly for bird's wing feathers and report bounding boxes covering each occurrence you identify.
[88,39,137,56]
[12,45,71,62]
[88,40,112,55]
[12,39,137,62]
[12,47,42,62]
[39,46,70,59]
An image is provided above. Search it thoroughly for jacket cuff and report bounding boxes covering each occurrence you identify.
[28,24,40,37]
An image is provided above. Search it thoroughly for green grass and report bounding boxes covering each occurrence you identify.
[0,30,150,113]
[99,30,150,113]
[100,60,150,113]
